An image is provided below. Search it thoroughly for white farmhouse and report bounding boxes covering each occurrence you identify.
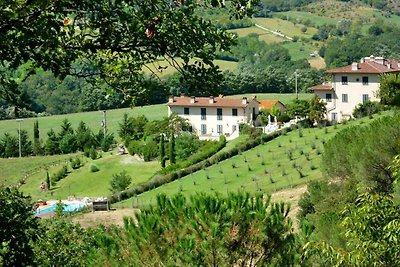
[310,56,400,121]
[167,95,259,140]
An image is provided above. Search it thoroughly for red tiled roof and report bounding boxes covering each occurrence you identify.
[167,96,255,107]
[309,84,333,91]
[259,100,284,110]
[327,60,400,74]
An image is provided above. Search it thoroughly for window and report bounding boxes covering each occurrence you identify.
[362,76,369,85]
[331,112,337,122]
[342,94,348,103]
[201,108,206,120]
[341,76,348,85]
[252,107,256,120]
[201,124,207,135]
[217,108,222,120]
[232,108,238,116]
[217,125,223,135]
[184,107,189,115]
[326,93,332,102]
[362,94,369,103]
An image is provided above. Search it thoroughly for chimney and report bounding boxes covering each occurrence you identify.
[375,56,384,65]
[351,62,358,71]
[218,94,224,98]
[387,63,392,69]
[360,58,365,63]
[168,96,175,103]
[369,55,375,62]
[190,96,195,104]
[398,62,400,68]
[252,95,257,100]
[242,97,248,105]
[209,96,214,104]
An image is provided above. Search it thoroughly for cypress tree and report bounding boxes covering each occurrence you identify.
[160,134,166,168]
[46,171,51,190]
[169,131,176,165]
[33,120,41,155]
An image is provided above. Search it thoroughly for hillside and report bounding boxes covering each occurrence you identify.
[115,114,382,208]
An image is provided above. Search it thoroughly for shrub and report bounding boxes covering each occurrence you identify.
[90,164,99,173]
[231,162,236,169]
[299,128,303,138]
[90,147,98,160]
[52,165,68,183]
[277,113,290,123]
[352,101,382,118]
[70,157,81,170]
[142,138,159,162]
[127,140,143,156]
[109,170,132,193]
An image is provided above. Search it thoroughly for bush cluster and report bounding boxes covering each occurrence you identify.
[52,165,68,183]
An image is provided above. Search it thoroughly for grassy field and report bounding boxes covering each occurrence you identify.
[277,11,337,27]
[19,153,160,201]
[0,104,167,141]
[281,42,316,61]
[230,27,285,43]
[115,115,382,208]
[144,58,238,77]
[228,93,313,104]
[253,18,318,39]
[0,154,78,187]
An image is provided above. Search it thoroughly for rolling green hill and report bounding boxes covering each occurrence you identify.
[0,104,167,141]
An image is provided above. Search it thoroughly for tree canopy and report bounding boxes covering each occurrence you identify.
[0,0,259,106]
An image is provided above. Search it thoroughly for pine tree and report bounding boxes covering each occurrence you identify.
[19,130,32,156]
[118,113,132,145]
[169,131,176,165]
[160,134,166,168]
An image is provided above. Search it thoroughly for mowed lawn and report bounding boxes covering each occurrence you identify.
[115,115,380,208]
[228,93,313,104]
[144,58,238,77]
[0,154,77,187]
[230,27,285,43]
[0,104,167,141]
[253,18,318,39]
[20,153,160,201]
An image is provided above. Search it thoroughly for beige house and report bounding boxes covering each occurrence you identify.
[310,56,400,121]
[167,96,259,140]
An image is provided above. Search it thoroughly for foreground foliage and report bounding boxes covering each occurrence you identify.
[91,192,297,266]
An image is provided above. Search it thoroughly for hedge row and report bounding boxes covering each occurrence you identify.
[109,126,296,203]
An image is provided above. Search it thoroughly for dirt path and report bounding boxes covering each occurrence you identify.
[271,185,308,230]
[73,185,308,229]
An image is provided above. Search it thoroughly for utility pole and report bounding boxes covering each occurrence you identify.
[102,110,107,137]
[295,70,298,100]
[16,118,24,158]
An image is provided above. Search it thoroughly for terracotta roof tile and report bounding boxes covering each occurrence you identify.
[167,96,254,107]
[309,84,333,91]
[327,60,400,74]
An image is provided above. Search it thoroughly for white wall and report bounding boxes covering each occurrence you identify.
[317,73,380,121]
[168,100,259,139]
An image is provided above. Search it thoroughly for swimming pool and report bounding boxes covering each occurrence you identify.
[35,202,86,216]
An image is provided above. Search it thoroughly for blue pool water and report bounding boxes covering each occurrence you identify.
[35,203,85,216]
